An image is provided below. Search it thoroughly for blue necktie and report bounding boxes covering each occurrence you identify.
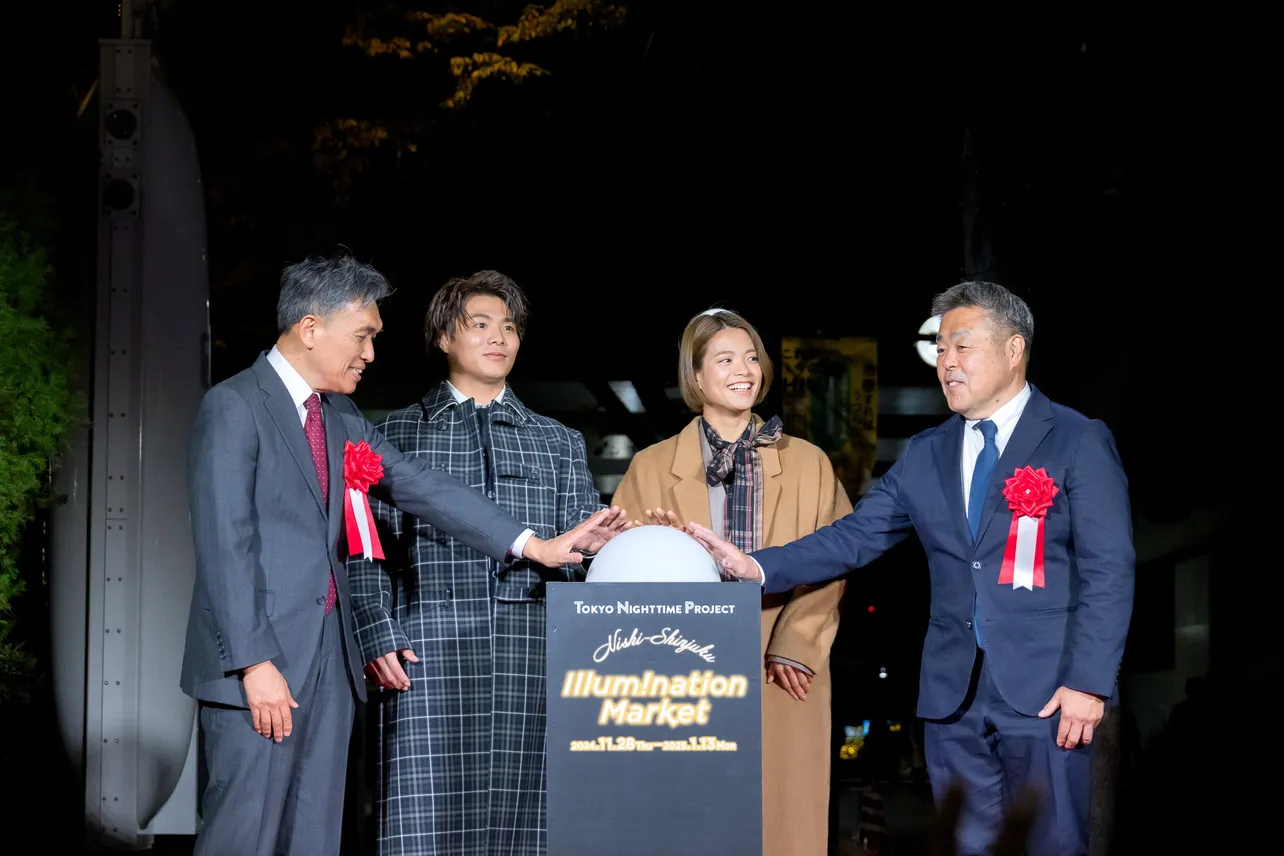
[968,420,998,541]
[968,419,997,648]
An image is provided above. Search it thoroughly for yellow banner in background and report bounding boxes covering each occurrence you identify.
[781,338,878,496]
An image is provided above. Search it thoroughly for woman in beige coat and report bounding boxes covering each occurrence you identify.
[612,308,851,856]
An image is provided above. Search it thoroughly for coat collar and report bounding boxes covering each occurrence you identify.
[419,380,531,426]
[668,415,783,537]
[253,353,328,518]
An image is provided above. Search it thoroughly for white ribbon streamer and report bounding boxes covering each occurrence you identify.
[349,487,375,559]
[1012,515,1040,590]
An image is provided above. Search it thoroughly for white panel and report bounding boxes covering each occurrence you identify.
[108,224,135,350]
[100,521,136,841]
[48,417,90,800]
[107,417,135,520]
[112,44,138,99]
[80,38,148,851]
[106,462,129,517]
[106,222,135,520]
[68,36,203,848]
[146,716,199,834]
[84,536,106,834]
[134,60,205,835]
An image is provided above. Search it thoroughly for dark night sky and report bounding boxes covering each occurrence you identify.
[2,3,1272,714]
[147,5,1266,519]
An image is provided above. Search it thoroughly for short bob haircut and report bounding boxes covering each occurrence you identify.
[677,308,774,412]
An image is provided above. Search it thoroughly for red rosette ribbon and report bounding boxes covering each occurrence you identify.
[343,440,386,560]
[997,465,1058,590]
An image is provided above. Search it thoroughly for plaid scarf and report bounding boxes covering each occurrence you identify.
[701,415,783,552]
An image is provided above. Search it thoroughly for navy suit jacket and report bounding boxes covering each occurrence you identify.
[753,385,1135,719]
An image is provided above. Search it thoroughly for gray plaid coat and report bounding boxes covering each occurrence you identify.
[348,382,601,856]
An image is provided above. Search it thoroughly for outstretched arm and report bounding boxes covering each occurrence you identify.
[345,408,613,567]
[690,445,916,593]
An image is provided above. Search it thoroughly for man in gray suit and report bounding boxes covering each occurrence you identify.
[179,255,623,856]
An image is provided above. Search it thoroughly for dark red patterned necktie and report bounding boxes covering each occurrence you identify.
[304,393,337,614]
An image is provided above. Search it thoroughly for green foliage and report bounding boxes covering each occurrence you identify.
[0,209,80,705]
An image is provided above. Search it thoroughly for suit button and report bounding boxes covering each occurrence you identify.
[218,652,226,660]
[966,620,973,629]
[316,596,326,606]
[971,561,982,570]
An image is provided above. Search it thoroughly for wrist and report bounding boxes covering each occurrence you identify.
[1064,683,1109,701]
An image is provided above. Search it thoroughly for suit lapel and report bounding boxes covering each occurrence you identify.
[974,389,1054,545]
[323,396,347,548]
[254,358,326,518]
[934,417,970,546]
[670,418,713,528]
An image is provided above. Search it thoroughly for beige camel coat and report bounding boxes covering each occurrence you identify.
[612,417,852,856]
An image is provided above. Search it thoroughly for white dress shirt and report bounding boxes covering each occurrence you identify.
[265,348,534,558]
[961,382,1032,516]
[446,380,505,407]
[266,345,319,426]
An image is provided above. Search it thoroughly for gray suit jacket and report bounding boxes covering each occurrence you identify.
[179,353,526,707]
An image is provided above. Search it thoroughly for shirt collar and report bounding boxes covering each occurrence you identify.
[965,382,1031,435]
[266,345,316,410]
[446,380,505,407]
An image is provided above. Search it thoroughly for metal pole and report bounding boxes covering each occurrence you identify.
[122,1,149,39]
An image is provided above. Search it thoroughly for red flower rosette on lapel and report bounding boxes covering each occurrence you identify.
[997,466,1058,590]
[343,440,385,560]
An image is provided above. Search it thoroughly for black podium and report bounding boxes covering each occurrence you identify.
[546,581,763,855]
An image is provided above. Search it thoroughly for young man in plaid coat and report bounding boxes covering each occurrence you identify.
[349,271,606,856]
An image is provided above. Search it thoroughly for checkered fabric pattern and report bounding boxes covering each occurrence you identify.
[348,382,602,856]
[701,415,783,552]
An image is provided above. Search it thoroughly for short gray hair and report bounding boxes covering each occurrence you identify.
[276,254,393,333]
[930,280,1034,362]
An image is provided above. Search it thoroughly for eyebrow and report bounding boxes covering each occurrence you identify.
[466,313,515,323]
[935,329,972,343]
[712,348,757,357]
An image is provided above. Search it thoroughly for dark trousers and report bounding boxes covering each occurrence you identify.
[924,651,1096,856]
[195,607,357,856]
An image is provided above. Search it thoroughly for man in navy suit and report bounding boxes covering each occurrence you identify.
[688,281,1134,856]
